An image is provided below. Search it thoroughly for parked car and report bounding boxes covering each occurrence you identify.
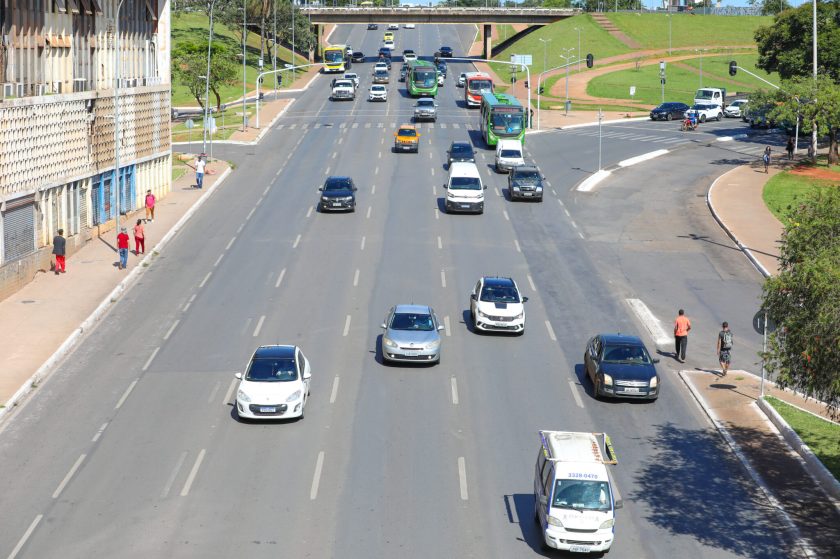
[649,102,689,121]
[350,51,365,63]
[583,334,660,401]
[369,84,388,102]
[724,99,749,118]
[508,165,544,202]
[318,176,357,212]
[380,304,443,365]
[387,23,399,30]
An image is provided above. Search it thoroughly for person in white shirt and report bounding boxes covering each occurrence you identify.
[195,154,207,189]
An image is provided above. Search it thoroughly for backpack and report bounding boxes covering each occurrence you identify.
[721,330,733,350]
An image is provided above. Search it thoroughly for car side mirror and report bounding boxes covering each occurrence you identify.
[539,496,548,506]
[614,498,624,509]
[353,187,358,191]
[442,183,447,189]
[234,372,243,380]
[470,293,477,301]
[318,187,323,191]
[652,358,660,364]
[380,323,387,329]
[483,185,488,190]
[437,325,445,331]
[303,370,311,380]
[522,296,529,303]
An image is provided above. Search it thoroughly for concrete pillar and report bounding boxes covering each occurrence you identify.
[483,24,492,60]
[315,24,323,62]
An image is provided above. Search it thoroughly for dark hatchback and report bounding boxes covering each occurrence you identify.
[584,334,660,400]
[436,61,447,78]
[436,46,454,57]
[447,141,475,165]
[351,51,365,63]
[378,47,392,58]
[649,102,689,121]
[319,176,357,212]
[367,23,378,30]
[508,165,544,202]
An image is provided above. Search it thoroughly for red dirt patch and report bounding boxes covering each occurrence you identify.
[788,166,840,181]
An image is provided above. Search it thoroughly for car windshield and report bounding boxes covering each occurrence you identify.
[390,312,434,331]
[500,149,522,158]
[417,99,434,107]
[696,90,715,100]
[450,177,481,190]
[602,344,651,364]
[492,112,524,134]
[468,79,492,92]
[691,104,710,110]
[480,284,520,303]
[552,479,611,512]
[372,86,385,92]
[335,81,352,87]
[324,178,352,191]
[451,144,472,157]
[375,70,388,76]
[324,50,344,63]
[413,69,437,87]
[398,128,416,137]
[245,358,298,382]
[513,170,540,184]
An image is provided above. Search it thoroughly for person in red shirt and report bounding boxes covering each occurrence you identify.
[117,227,130,270]
[673,309,691,363]
[133,219,145,255]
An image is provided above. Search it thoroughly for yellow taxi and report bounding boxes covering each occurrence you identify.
[383,31,394,42]
[394,124,420,153]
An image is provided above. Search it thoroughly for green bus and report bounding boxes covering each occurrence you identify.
[407,60,438,97]
[479,92,526,146]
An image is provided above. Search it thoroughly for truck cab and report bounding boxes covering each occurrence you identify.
[694,87,726,108]
[534,431,622,554]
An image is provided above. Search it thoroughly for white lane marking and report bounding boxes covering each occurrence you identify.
[360,236,366,250]
[330,376,340,404]
[544,320,557,342]
[325,166,331,175]
[91,422,108,443]
[142,347,160,371]
[115,379,139,410]
[275,268,286,288]
[458,457,469,500]
[253,315,266,337]
[563,208,571,218]
[306,206,313,218]
[246,207,256,220]
[429,151,433,158]
[553,189,559,198]
[161,451,188,499]
[514,239,522,253]
[199,272,212,288]
[378,151,382,159]
[310,451,325,500]
[437,236,443,249]
[371,184,376,194]
[353,269,360,287]
[52,454,86,499]
[495,187,501,197]
[375,166,380,175]
[332,151,338,159]
[440,269,447,288]
[527,274,537,292]
[342,315,352,337]
[223,377,237,405]
[570,221,579,229]
[366,206,372,219]
[7,514,43,559]
[207,381,221,404]
[256,196,264,206]
[451,377,459,405]
[444,315,451,337]
[435,208,440,220]
[338,137,344,145]
[625,298,673,346]
[569,380,585,408]
[237,223,244,234]
[292,234,302,249]
[618,149,669,168]
[164,319,180,341]
[180,449,206,497]
[225,237,236,251]
[578,231,585,240]
[263,185,270,195]
[503,210,510,221]
[431,167,435,176]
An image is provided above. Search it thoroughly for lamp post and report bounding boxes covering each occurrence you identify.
[538,38,551,75]
[202,0,215,156]
[811,0,817,161]
[273,0,277,98]
[242,0,247,131]
[113,0,126,235]
[558,48,574,115]
[574,27,581,73]
[668,9,672,57]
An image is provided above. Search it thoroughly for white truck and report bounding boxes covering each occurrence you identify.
[534,431,622,554]
[330,79,355,101]
[694,87,727,109]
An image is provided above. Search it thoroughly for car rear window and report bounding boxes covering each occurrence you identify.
[398,129,416,137]
[501,149,522,158]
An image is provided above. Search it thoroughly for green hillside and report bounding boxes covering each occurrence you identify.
[605,13,773,49]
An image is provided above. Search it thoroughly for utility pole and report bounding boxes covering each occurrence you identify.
[202,0,215,155]
[242,0,247,131]
[538,38,551,74]
[811,0,818,161]
[574,27,581,73]
[114,0,126,235]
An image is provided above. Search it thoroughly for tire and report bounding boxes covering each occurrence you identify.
[716,113,722,122]
[594,377,603,400]
[700,114,707,123]
[666,113,672,121]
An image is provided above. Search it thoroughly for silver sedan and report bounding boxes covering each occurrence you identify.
[380,304,443,365]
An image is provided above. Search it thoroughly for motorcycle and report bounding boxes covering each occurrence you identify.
[680,117,698,131]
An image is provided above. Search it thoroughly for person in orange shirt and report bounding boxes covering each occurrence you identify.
[673,309,691,363]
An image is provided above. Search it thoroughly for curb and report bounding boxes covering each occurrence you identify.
[0,166,234,423]
[575,148,671,192]
[706,167,771,278]
[577,169,611,192]
[678,371,816,558]
[560,116,650,130]
[757,397,840,502]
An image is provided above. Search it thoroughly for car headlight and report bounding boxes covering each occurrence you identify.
[286,390,302,402]
[536,186,543,191]
[602,374,613,386]
[650,376,658,388]
[343,196,354,202]
[321,196,330,202]
[512,185,521,190]
[383,337,398,348]
[477,309,489,318]
[237,389,251,403]
[514,311,524,320]
[425,340,441,350]
[600,518,615,529]
[547,515,564,528]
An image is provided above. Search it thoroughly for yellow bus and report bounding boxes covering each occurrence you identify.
[360,1,374,6]
[323,45,347,73]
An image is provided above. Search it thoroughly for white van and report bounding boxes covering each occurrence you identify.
[535,431,622,554]
[495,138,525,173]
[444,161,485,214]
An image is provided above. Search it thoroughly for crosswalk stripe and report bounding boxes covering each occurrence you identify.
[452,123,460,128]
[289,123,297,130]
[314,123,321,129]
[365,122,371,128]
[439,123,447,129]
[276,124,285,130]
[352,122,359,129]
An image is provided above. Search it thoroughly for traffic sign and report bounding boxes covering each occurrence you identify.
[185,119,195,130]
[753,311,777,335]
[510,54,532,68]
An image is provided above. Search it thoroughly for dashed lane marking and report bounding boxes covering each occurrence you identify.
[180,449,206,497]
[52,454,86,499]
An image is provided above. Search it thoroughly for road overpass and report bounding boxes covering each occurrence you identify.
[299,7,578,59]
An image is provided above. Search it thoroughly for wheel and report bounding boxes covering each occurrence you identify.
[594,377,603,400]
[716,113,722,121]
[666,113,672,121]
[700,114,707,123]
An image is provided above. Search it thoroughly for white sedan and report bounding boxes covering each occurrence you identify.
[470,276,528,334]
[369,84,388,102]
[382,40,395,50]
[724,99,748,118]
[234,345,311,421]
[686,103,723,122]
[404,23,415,29]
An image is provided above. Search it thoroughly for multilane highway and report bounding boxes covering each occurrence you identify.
[0,22,795,559]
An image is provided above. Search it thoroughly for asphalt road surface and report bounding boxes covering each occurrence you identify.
[0,23,801,559]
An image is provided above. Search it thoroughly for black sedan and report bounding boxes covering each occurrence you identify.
[436,61,447,78]
[436,46,454,58]
[351,51,365,63]
[447,141,475,165]
[583,334,660,400]
[649,102,689,121]
[367,23,378,30]
[318,176,357,212]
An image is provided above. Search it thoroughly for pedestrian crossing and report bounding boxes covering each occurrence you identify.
[564,128,688,146]
[275,121,464,131]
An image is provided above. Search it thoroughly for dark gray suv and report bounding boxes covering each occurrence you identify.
[508,165,544,201]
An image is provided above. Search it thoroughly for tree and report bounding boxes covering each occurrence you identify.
[762,188,840,417]
[172,40,238,111]
[754,2,840,82]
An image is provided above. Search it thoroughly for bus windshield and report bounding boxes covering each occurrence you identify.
[491,111,524,134]
[413,69,437,88]
[468,79,492,93]
[324,50,344,63]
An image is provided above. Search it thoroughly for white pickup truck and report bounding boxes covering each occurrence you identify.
[330,79,355,101]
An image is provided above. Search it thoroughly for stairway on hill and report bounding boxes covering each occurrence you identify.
[591,13,643,49]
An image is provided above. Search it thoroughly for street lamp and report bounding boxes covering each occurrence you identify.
[538,38,552,74]
[574,27,581,73]
[558,48,574,114]
[695,48,706,88]
[242,0,247,131]
[202,1,215,156]
[113,0,127,235]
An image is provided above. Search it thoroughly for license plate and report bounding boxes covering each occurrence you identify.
[404,351,419,356]
[461,204,471,209]
[524,192,533,196]
[259,406,276,413]
[569,545,592,553]
[623,387,640,393]
[494,322,508,327]
[332,202,343,207]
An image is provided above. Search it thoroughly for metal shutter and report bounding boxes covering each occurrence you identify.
[2,203,36,262]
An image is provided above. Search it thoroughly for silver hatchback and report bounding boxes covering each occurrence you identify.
[380,304,443,365]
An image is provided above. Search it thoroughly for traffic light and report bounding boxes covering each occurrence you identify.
[538,86,544,95]
[277,74,283,86]
[729,61,737,76]
[524,80,529,89]
[586,53,594,69]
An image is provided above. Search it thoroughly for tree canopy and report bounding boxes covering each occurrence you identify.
[172,40,238,110]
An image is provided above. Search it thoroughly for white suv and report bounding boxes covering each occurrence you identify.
[369,84,388,102]
[687,102,722,122]
[495,138,525,173]
[470,276,528,334]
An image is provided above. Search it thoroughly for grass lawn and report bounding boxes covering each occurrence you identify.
[606,13,772,50]
[172,12,309,108]
[495,24,518,44]
[171,103,261,142]
[765,396,840,481]
[763,157,840,225]
[172,165,188,182]
[679,53,779,93]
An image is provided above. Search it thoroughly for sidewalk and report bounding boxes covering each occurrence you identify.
[0,159,229,413]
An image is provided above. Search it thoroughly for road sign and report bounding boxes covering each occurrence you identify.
[185,119,195,130]
[753,311,777,335]
[629,86,636,96]
[659,60,666,71]
[510,54,532,67]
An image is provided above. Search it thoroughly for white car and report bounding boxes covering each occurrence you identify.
[437,72,444,86]
[373,62,389,73]
[234,345,311,420]
[724,99,748,118]
[470,276,527,334]
[369,84,388,102]
[345,45,353,57]
[388,23,399,30]
[404,23,415,29]
[686,102,723,122]
[495,138,525,173]
[457,72,468,87]
[382,40,395,50]
[343,72,360,89]
[404,52,417,62]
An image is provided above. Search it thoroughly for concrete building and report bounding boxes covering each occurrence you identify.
[0,0,171,299]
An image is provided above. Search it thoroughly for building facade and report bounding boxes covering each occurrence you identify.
[0,0,171,299]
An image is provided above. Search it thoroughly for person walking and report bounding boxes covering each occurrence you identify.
[673,309,691,363]
[195,154,207,189]
[133,219,145,255]
[763,146,771,173]
[117,227,130,270]
[786,137,795,160]
[144,190,156,223]
[52,229,66,275]
[716,321,734,376]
